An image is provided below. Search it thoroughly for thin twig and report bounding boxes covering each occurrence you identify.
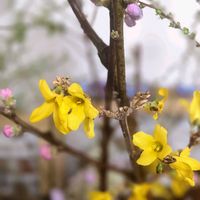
[139,0,200,47]
[0,110,134,178]
[67,0,110,68]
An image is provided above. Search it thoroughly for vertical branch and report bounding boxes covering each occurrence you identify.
[111,0,141,182]
[98,1,117,190]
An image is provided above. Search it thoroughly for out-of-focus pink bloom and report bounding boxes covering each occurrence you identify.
[85,170,96,184]
[126,3,143,20]
[124,14,136,27]
[0,88,13,99]
[50,188,65,200]
[40,144,52,160]
[194,173,199,185]
[2,125,14,138]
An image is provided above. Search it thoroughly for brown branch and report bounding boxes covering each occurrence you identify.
[111,0,142,182]
[0,110,134,178]
[67,0,110,68]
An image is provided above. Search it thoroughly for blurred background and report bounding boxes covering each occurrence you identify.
[0,0,200,199]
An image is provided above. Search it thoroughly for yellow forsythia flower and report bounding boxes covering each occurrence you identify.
[58,83,99,138]
[89,191,112,200]
[180,91,200,124]
[170,147,200,186]
[145,88,168,120]
[171,174,190,198]
[30,80,99,138]
[30,80,70,134]
[128,183,151,200]
[133,124,172,166]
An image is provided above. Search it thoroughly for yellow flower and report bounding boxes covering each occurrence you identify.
[170,147,200,186]
[145,88,168,120]
[128,183,151,200]
[59,83,99,138]
[30,80,70,134]
[133,124,172,166]
[89,191,112,200]
[180,91,200,124]
[171,174,190,198]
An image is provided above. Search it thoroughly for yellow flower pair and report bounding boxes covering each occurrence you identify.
[133,124,200,186]
[30,80,99,138]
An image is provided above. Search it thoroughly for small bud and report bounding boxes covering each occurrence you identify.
[156,163,164,174]
[182,27,189,35]
[126,3,143,20]
[124,13,136,27]
[40,144,52,160]
[2,125,14,138]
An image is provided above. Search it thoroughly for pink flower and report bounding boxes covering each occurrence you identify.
[40,144,52,160]
[0,88,13,100]
[126,3,143,20]
[124,13,136,27]
[50,188,65,200]
[2,125,14,138]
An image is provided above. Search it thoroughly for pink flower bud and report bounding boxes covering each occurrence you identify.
[40,144,52,160]
[2,125,14,138]
[0,88,13,100]
[124,14,136,27]
[126,3,143,20]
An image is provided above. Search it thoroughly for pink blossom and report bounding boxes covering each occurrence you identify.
[124,14,136,27]
[2,125,14,138]
[50,188,65,200]
[126,3,143,20]
[40,144,52,160]
[0,88,13,99]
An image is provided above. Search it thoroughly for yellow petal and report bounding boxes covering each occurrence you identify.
[180,147,191,157]
[179,99,190,112]
[84,118,95,139]
[58,96,74,123]
[133,132,154,150]
[53,105,71,134]
[153,124,167,145]
[39,80,56,101]
[158,144,172,160]
[190,91,200,123]
[84,99,99,119]
[68,83,85,99]
[67,104,85,130]
[170,161,194,186]
[137,150,157,166]
[30,102,54,123]
[153,112,158,120]
[158,88,168,101]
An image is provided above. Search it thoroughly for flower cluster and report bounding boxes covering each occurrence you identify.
[30,79,99,138]
[133,124,200,186]
[124,3,143,27]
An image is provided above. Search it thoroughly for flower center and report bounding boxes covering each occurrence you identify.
[76,98,84,105]
[153,142,163,152]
